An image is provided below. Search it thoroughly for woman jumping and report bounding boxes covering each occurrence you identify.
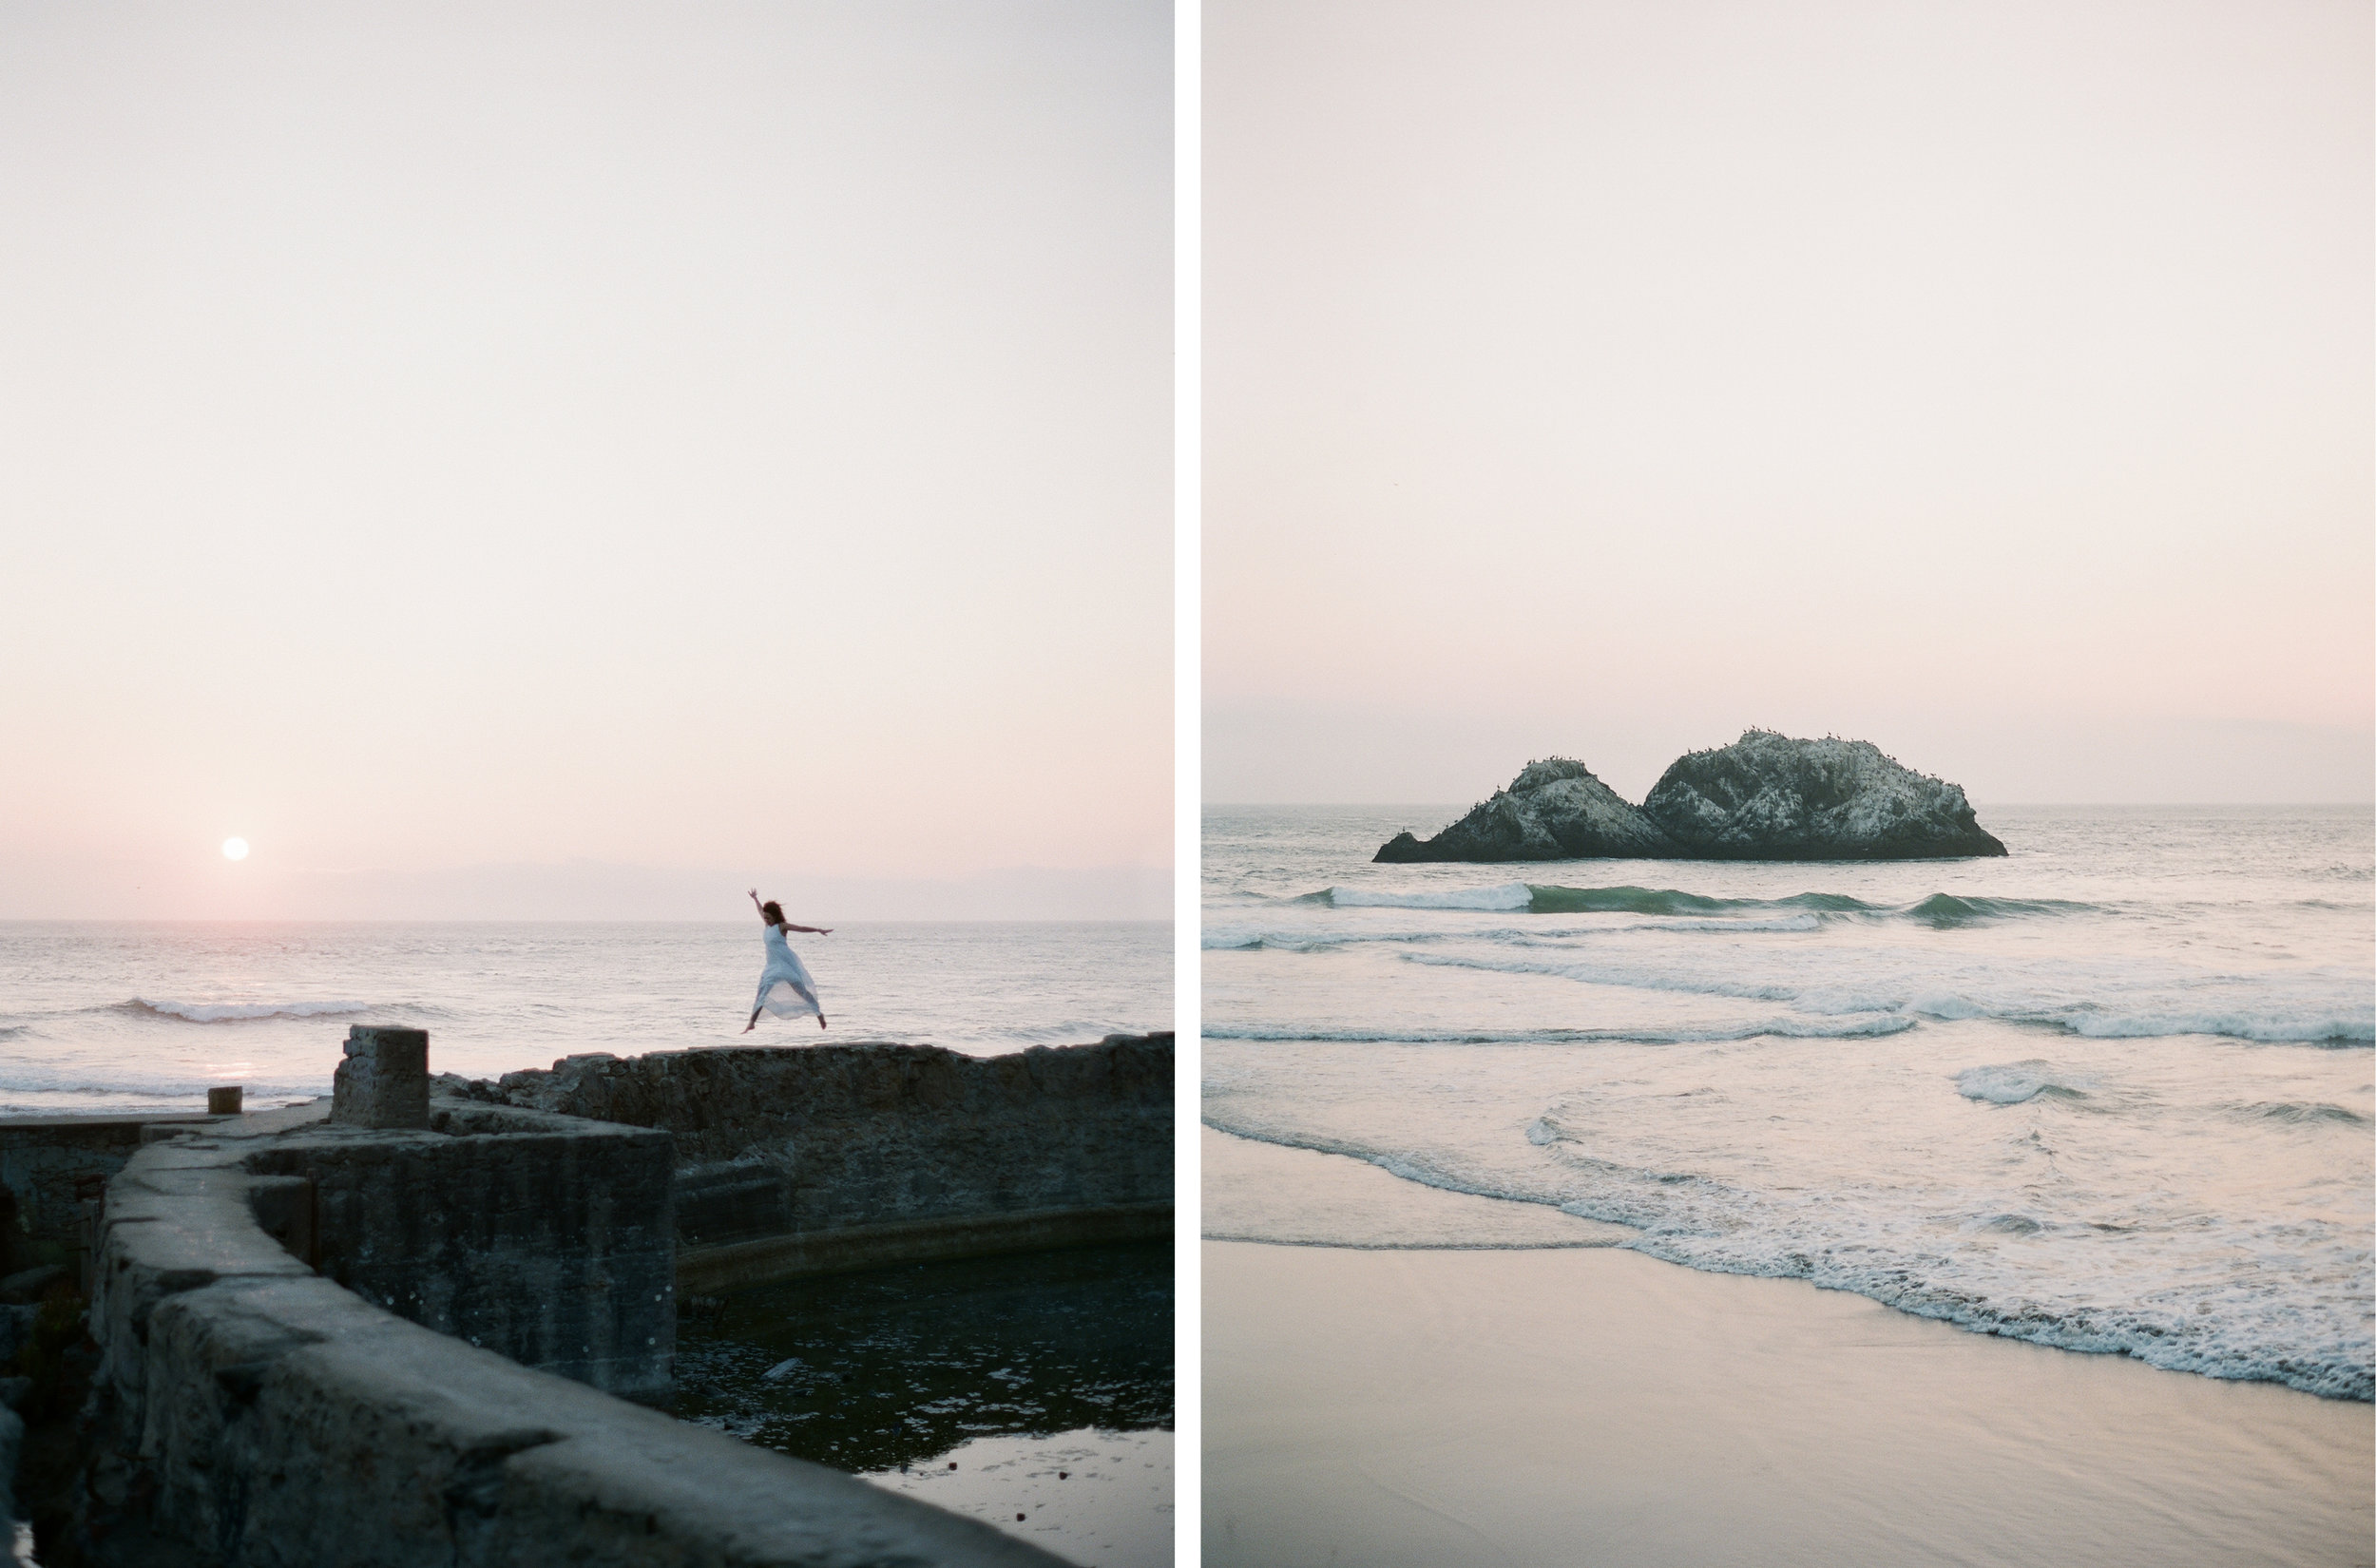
[745,889,832,1032]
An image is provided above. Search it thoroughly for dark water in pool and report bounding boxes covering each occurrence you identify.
[671,1241,1173,1472]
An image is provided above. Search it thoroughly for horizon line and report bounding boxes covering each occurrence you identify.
[1201,799,2376,810]
[0,914,1175,926]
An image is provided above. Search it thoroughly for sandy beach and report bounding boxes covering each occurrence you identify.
[1207,1231,2373,1567]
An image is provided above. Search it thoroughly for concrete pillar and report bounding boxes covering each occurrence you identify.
[333,1026,430,1129]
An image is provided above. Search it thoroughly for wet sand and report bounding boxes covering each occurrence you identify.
[860,1427,1172,1568]
[1206,1238,2374,1567]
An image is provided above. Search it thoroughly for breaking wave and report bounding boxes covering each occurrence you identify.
[2231,1100,2371,1127]
[1293,884,2103,923]
[1903,891,2086,926]
[1305,883,1535,910]
[923,1018,1164,1050]
[125,997,371,1024]
[2056,1008,2374,1044]
[1955,1061,2094,1104]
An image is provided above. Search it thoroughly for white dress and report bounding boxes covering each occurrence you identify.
[753,924,822,1021]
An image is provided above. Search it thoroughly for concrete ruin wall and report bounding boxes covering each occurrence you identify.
[241,1100,676,1400]
[4,1034,1171,1561]
[449,1033,1174,1291]
[0,1115,216,1274]
[69,1108,1064,1567]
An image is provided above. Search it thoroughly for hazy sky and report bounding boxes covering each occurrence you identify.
[1,0,1170,918]
[1207,0,2372,805]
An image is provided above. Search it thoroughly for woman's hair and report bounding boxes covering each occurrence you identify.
[760,900,785,925]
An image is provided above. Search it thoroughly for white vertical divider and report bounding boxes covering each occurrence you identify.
[1171,0,1202,1558]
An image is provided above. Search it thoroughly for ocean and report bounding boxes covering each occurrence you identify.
[0,919,1172,1112]
[1201,803,2374,1401]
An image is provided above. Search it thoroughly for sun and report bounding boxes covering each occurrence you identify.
[221,838,249,861]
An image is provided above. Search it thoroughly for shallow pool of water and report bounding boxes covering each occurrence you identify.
[672,1241,1173,1564]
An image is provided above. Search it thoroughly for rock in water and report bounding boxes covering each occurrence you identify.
[1372,736,2007,862]
[1374,758,1681,862]
[1641,731,2006,860]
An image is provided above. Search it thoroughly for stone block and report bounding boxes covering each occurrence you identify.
[334,1027,430,1130]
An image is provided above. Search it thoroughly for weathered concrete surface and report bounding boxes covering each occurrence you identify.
[0,1114,219,1274]
[244,1100,675,1400]
[0,1402,20,1525]
[332,1025,430,1129]
[448,1034,1174,1285]
[65,1110,1066,1567]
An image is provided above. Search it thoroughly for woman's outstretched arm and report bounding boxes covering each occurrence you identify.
[750,890,829,933]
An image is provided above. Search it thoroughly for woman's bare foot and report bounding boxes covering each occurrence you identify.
[817,1015,829,1028]
[742,1021,756,1033]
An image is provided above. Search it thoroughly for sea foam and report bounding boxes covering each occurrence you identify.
[1954,1061,2091,1104]
[1200,1015,1919,1045]
[1395,948,2375,1047]
[1315,883,1535,911]
[1307,882,2105,922]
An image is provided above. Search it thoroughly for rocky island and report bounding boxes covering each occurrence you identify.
[1375,731,2007,863]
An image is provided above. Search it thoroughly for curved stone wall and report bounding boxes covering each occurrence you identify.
[69,1108,1066,1567]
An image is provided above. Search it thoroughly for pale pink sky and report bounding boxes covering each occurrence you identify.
[1206,0,2372,804]
[0,1,1171,919]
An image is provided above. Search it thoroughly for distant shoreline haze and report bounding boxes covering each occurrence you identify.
[0,862,1172,923]
[1201,712,2375,808]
